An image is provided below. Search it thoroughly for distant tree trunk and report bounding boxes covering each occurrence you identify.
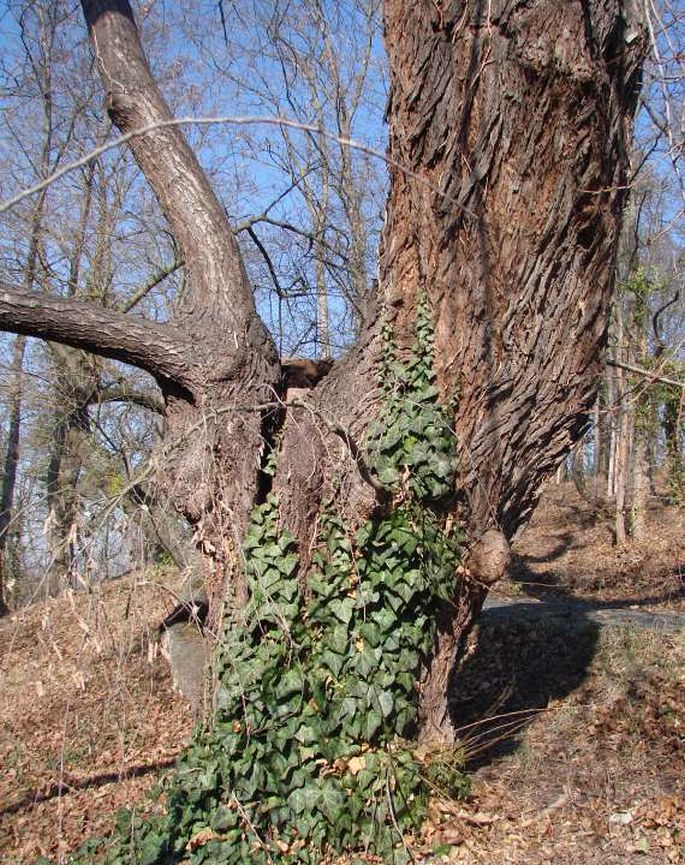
[655,298,685,505]
[44,352,99,593]
[43,158,99,593]
[625,289,650,541]
[614,402,630,544]
[571,439,587,497]
[663,387,685,503]
[0,335,27,614]
[606,361,619,499]
[611,298,629,543]
[592,398,605,503]
[627,425,648,539]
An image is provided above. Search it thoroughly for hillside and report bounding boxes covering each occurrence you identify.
[0,482,682,864]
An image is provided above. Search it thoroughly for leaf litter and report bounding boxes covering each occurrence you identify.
[1,482,683,864]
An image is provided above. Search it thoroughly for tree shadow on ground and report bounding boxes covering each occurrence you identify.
[512,556,685,609]
[0,758,177,817]
[450,551,684,771]
[448,613,600,771]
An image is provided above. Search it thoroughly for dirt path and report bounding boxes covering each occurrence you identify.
[483,594,685,631]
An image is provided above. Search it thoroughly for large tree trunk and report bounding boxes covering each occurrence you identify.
[1,0,645,726]
[381,0,644,531]
[374,0,645,734]
[0,0,647,856]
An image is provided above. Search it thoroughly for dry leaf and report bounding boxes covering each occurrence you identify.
[348,755,366,775]
[186,826,219,850]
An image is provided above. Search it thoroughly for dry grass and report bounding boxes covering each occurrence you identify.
[0,572,193,864]
[422,481,684,864]
[0,483,683,864]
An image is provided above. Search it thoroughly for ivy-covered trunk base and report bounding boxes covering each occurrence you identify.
[71,306,474,865]
[169,501,465,863]
[74,503,471,864]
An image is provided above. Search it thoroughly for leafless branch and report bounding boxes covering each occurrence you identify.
[118,258,184,313]
[607,357,684,389]
[0,114,477,219]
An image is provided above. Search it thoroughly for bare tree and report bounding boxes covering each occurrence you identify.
[0,0,189,599]
[189,0,387,354]
[0,335,26,612]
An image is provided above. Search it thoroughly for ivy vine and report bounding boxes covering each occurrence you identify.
[67,299,468,865]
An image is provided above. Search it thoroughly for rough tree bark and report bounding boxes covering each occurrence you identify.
[0,0,645,745]
[366,0,646,735]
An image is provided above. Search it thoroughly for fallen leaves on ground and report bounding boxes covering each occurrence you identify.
[1,484,683,865]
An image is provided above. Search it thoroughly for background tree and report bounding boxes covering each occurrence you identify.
[0,0,186,600]
[0,0,648,860]
[0,334,26,612]
[178,0,387,354]
[553,0,684,539]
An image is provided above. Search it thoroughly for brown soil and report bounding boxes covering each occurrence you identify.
[504,480,684,610]
[0,573,193,864]
[0,483,682,864]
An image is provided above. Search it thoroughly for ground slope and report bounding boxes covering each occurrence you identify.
[0,482,682,863]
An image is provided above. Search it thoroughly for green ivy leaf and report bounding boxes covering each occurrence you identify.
[329,597,355,624]
[359,622,381,647]
[364,709,383,740]
[377,465,400,485]
[377,691,394,717]
[275,667,304,699]
[288,785,322,814]
[280,552,299,578]
[137,831,167,865]
[294,723,320,746]
[319,783,346,820]
[337,696,358,722]
[320,648,345,678]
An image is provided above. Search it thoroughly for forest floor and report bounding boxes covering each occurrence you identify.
[0,482,682,864]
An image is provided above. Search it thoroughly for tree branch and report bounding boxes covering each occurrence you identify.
[652,291,680,358]
[0,283,199,400]
[118,257,184,313]
[91,384,165,414]
[246,226,285,299]
[80,0,258,340]
[606,357,684,389]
